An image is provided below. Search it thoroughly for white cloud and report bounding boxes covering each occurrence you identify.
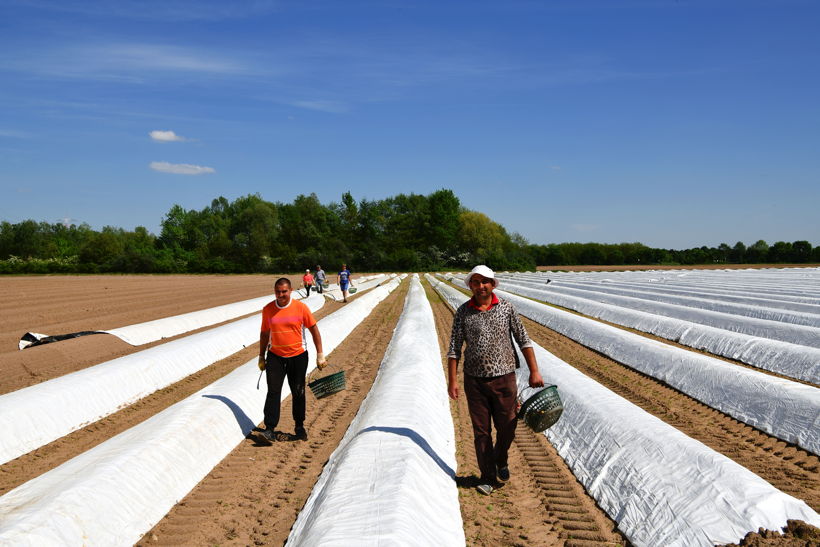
[150,161,215,175]
[150,130,187,142]
[290,100,349,113]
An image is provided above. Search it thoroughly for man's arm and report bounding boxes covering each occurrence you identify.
[308,324,327,368]
[258,330,269,370]
[447,357,459,400]
[521,346,544,388]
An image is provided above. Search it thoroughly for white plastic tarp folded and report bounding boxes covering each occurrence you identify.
[492,278,820,384]
[0,279,401,546]
[429,276,820,546]
[288,275,463,546]
[0,292,326,466]
[484,281,820,455]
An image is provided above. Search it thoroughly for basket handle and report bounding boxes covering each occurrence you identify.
[308,362,337,383]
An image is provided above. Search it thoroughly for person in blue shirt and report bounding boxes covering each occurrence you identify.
[337,264,353,303]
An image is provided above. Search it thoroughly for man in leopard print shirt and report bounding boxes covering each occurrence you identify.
[447,265,544,495]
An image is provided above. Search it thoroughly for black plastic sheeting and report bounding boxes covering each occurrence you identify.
[19,330,106,350]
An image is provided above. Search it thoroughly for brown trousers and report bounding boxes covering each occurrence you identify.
[464,371,518,483]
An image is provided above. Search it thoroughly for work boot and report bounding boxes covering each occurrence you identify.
[294,426,308,441]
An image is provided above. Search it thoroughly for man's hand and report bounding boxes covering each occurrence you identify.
[528,370,544,388]
[316,352,327,370]
[448,382,459,400]
[258,356,266,371]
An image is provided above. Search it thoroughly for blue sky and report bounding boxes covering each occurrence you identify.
[1,0,818,249]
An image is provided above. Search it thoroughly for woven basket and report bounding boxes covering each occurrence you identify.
[518,385,563,432]
[308,367,346,399]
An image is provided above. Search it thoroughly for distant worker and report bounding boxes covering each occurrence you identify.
[258,278,327,442]
[337,263,353,303]
[302,269,314,296]
[447,265,544,496]
[315,265,326,295]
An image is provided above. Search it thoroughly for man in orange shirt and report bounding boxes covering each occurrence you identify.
[258,278,326,441]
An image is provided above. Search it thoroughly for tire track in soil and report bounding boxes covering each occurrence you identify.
[424,280,626,547]
[522,319,820,513]
[0,300,346,496]
[137,282,409,547]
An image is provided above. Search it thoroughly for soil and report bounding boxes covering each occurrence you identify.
[1,272,817,546]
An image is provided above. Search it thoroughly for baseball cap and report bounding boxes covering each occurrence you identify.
[464,265,499,289]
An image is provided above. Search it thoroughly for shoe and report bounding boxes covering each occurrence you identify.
[476,483,493,495]
[497,466,510,482]
[260,428,276,442]
[294,427,308,441]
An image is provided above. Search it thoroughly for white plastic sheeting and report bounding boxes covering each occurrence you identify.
[428,276,820,546]
[498,278,820,349]
[321,273,392,301]
[488,278,820,384]
[288,275,464,546]
[0,278,402,546]
[448,275,820,455]
[500,275,820,326]
[104,294,275,345]
[0,294,325,466]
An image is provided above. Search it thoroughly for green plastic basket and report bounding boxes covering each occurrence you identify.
[308,367,346,399]
[518,385,563,432]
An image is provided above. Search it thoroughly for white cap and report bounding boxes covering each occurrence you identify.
[464,264,499,289]
[306,269,310,272]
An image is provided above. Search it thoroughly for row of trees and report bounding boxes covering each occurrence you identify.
[0,190,531,273]
[1,190,818,274]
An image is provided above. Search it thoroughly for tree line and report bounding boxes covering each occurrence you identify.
[1,190,818,274]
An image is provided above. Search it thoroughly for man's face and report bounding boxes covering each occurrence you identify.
[468,274,494,298]
[275,283,291,306]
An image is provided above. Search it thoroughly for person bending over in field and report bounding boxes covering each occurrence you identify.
[258,278,327,442]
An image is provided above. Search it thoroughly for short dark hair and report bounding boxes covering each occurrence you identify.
[274,277,291,289]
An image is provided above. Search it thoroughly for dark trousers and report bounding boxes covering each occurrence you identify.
[464,372,518,483]
[304,284,312,295]
[316,281,323,294]
[264,351,309,430]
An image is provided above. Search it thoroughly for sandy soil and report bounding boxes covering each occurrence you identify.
[1,272,817,546]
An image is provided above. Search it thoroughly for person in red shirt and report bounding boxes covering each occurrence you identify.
[258,278,327,441]
[302,269,315,296]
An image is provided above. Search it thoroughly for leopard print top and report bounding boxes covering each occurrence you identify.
[447,297,533,378]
